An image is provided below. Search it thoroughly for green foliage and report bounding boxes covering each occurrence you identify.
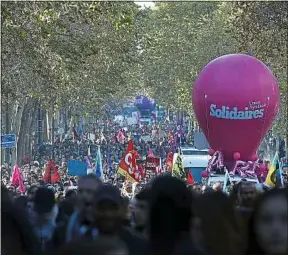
[1,1,142,114]
[226,2,288,136]
[2,1,287,136]
[140,2,287,135]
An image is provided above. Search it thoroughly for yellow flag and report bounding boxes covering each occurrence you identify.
[172,152,186,180]
[265,152,280,187]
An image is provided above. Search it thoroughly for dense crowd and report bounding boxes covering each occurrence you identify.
[2,122,187,198]
[1,121,287,255]
[2,174,288,255]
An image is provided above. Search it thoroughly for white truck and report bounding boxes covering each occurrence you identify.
[174,147,210,183]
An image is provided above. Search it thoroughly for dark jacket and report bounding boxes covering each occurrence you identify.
[118,227,150,255]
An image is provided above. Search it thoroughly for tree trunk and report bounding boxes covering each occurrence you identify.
[17,99,37,164]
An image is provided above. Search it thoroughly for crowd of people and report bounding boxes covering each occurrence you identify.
[1,120,287,255]
[2,173,288,255]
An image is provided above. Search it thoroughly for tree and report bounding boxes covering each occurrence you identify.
[139,2,287,137]
[227,2,288,138]
[139,2,237,114]
[1,1,143,162]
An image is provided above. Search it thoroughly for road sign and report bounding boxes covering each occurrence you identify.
[1,134,16,148]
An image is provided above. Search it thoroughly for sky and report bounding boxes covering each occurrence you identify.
[135,1,156,9]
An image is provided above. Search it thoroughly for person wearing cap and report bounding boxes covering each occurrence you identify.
[92,184,149,255]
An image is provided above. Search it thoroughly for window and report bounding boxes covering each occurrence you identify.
[182,150,208,156]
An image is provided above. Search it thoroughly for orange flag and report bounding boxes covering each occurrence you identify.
[187,171,195,185]
[118,140,140,183]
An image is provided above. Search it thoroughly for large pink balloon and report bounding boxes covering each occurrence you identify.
[192,54,280,167]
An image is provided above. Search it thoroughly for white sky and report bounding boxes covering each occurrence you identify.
[135,1,155,9]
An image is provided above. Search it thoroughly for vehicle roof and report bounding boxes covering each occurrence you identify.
[181,147,209,151]
[208,173,258,182]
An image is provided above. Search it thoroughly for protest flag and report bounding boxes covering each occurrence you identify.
[95,146,103,180]
[187,171,195,185]
[11,164,25,194]
[172,152,186,180]
[265,152,282,187]
[43,160,61,184]
[118,140,139,182]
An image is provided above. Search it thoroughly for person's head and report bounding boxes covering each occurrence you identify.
[148,176,193,254]
[2,185,12,203]
[2,196,41,255]
[212,182,222,192]
[14,195,29,211]
[246,188,288,255]
[7,185,16,198]
[77,174,101,210]
[134,188,150,228]
[193,192,243,255]
[229,182,242,205]
[65,189,77,202]
[239,181,257,207]
[192,184,202,194]
[121,196,132,222]
[201,185,214,194]
[92,184,123,234]
[27,185,38,201]
[33,187,56,222]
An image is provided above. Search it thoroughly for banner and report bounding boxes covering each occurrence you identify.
[118,140,140,182]
[68,160,87,176]
[145,157,161,179]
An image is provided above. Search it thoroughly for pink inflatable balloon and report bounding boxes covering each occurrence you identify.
[251,153,258,162]
[233,152,241,161]
[193,54,280,167]
[208,148,215,156]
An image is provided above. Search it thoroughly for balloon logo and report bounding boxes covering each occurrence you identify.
[192,54,280,167]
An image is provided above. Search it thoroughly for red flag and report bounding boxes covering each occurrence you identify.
[11,164,25,194]
[43,160,61,184]
[118,140,140,182]
[187,171,195,185]
[117,129,125,144]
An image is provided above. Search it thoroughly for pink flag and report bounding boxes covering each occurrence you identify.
[148,148,155,158]
[11,164,25,194]
[117,130,125,144]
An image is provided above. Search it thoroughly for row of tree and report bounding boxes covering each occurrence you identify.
[140,2,287,134]
[1,1,287,161]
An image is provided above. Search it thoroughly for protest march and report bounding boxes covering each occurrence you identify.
[1,2,287,255]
